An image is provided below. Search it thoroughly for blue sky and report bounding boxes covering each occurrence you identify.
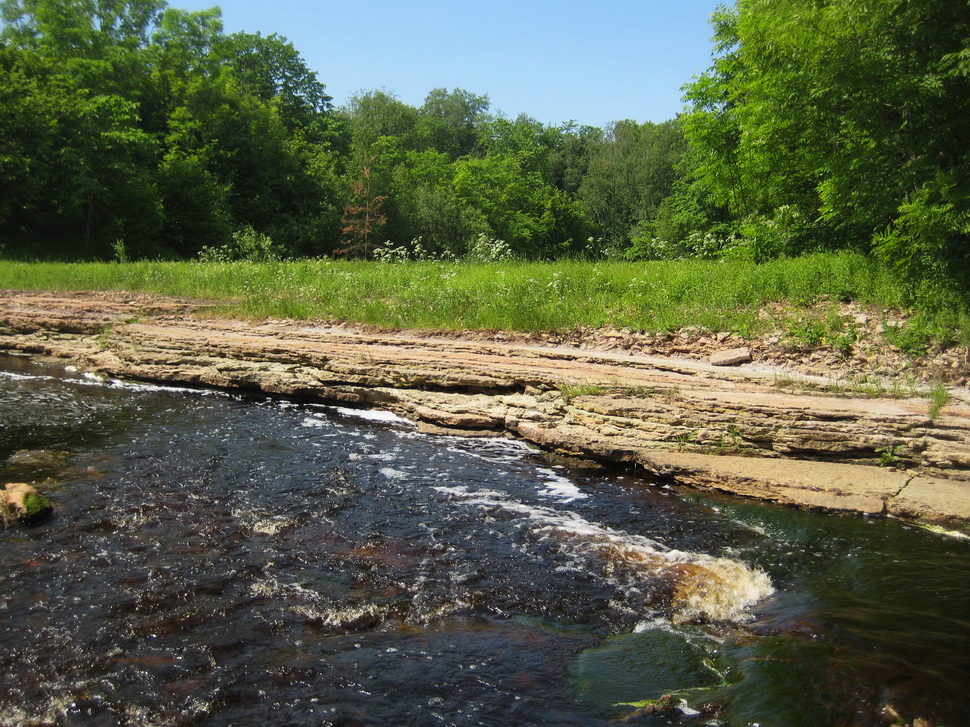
[175,0,722,128]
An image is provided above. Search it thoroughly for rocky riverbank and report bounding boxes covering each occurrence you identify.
[2,289,969,529]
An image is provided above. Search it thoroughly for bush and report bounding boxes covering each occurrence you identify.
[197,226,284,263]
[466,232,515,262]
[873,179,970,303]
[625,225,736,261]
[372,237,458,263]
[731,205,811,263]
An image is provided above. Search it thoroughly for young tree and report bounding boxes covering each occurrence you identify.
[338,157,387,258]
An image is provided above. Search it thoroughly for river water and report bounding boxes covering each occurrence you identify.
[1,353,969,727]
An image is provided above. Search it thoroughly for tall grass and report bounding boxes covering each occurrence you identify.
[0,252,966,339]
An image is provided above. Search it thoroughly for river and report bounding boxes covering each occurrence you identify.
[2,353,969,726]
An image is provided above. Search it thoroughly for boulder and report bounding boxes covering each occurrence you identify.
[3,482,53,525]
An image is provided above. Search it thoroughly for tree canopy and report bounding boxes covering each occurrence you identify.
[1,0,968,293]
[681,0,970,288]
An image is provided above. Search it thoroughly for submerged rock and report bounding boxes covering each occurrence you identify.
[5,449,73,479]
[2,482,53,525]
[7,449,72,468]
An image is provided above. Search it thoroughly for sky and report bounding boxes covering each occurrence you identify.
[173,0,723,129]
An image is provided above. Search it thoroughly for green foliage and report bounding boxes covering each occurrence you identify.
[371,237,457,263]
[881,312,957,357]
[343,90,420,157]
[217,30,333,134]
[21,490,52,520]
[197,226,283,263]
[3,0,969,293]
[466,233,514,262]
[111,239,129,263]
[784,317,826,350]
[559,382,605,402]
[682,0,970,289]
[872,176,970,299]
[876,445,902,468]
[417,87,489,160]
[625,227,733,262]
[578,119,687,250]
[0,0,343,259]
[732,206,813,263]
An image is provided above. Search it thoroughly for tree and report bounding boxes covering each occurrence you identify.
[0,11,163,258]
[215,30,332,135]
[338,156,387,258]
[547,122,602,197]
[343,90,420,157]
[683,0,970,282]
[1,0,165,56]
[387,146,475,256]
[0,0,346,258]
[452,152,590,258]
[416,87,490,160]
[477,114,556,178]
[578,119,687,249]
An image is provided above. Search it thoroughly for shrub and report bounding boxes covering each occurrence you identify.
[198,226,284,263]
[467,232,514,262]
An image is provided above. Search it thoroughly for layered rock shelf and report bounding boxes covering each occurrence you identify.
[3,290,970,529]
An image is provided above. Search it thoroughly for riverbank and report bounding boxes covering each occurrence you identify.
[2,289,969,530]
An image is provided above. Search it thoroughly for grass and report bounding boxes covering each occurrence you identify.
[559,382,606,402]
[772,372,924,399]
[0,252,967,342]
[928,381,951,419]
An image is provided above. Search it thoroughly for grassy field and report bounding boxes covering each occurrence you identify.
[1,253,967,346]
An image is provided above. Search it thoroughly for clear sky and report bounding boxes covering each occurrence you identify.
[174,0,722,128]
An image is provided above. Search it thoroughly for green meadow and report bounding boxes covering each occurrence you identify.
[2,254,967,349]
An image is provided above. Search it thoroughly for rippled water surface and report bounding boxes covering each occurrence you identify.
[2,353,969,726]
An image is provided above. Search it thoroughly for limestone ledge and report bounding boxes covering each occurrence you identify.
[2,290,970,530]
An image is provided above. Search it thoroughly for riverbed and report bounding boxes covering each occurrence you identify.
[2,354,969,726]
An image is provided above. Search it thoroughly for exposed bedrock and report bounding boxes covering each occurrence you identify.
[2,290,969,528]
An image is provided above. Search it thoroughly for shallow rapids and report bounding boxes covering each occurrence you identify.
[2,353,970,726]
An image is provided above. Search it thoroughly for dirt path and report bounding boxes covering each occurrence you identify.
[3,289,969,529]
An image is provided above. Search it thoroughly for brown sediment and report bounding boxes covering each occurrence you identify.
[2,289,969,529]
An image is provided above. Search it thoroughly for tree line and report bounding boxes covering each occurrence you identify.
[1,0,968,293]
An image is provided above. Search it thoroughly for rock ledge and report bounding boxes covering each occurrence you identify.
[2,289,969,529]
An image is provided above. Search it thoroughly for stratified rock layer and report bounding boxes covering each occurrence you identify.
[2,290,969,528]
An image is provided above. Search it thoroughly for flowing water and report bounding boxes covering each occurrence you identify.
[1,353,969,727]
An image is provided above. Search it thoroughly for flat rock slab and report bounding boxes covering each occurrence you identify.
[710,347,752,366]
[638,451,913,514]
[888,475,970,525]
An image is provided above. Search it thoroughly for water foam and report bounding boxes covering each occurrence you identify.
[435,485,773,623]
[330,406,413,425]
[536,466,588,502]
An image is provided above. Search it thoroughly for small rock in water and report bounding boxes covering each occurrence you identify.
[710,347,752,367]
[3,482,53,525]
